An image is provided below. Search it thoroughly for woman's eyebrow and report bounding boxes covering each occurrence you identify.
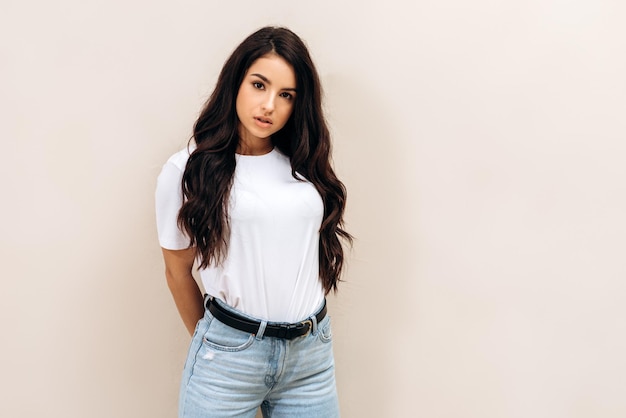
[250,73,297,92]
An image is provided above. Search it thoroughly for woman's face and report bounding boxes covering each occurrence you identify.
[236,54,296,151]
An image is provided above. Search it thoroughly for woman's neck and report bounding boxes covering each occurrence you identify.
[236,140,274,156]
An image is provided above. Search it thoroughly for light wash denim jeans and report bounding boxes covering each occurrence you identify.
[179,298,339,417]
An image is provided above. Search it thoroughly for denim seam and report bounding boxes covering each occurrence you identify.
[202,333,256,352]
[180,316,212,416]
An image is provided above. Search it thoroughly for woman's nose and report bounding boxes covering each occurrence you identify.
[261,95,275,113]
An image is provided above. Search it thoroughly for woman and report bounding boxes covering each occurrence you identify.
[155,26,351,417]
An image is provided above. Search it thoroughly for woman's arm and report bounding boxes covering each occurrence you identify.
[161,247,205,336]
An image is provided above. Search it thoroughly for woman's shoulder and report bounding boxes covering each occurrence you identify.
[163,143,196,171]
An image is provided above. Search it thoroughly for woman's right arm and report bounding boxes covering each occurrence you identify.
[156,154,204,335]
[161,247,205,336]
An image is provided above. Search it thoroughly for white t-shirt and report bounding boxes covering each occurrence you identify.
[155,146,325,323]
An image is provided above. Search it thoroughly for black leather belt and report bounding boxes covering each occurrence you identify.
[205,297,327,340]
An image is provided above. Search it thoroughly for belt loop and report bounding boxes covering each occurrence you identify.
[255,320,267,340]
[203,293,212,309]
[310,314,318,335]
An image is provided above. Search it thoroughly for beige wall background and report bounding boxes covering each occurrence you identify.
[2,1,625,417]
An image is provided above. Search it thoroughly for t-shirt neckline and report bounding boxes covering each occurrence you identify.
[235,148,277,158]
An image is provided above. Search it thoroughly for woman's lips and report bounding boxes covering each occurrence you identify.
[254,116,273,128]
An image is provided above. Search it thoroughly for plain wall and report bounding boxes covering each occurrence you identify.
[2,1,625,417]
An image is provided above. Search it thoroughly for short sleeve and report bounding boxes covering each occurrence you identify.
[155,159,191,250]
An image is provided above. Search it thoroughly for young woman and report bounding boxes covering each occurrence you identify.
[155,26,351,417]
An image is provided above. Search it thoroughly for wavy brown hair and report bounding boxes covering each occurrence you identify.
[178,26,352,293]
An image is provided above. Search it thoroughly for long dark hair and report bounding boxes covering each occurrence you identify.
[178,26,352,293]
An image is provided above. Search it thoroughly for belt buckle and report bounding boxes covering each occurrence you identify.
[300,319,313,336]
[284,319,313,339]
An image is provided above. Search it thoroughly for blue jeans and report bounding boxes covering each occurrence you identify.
[179,298,339,417]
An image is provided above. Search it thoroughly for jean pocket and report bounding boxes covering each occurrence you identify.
[202,318,255,352]
[318,317,333,343]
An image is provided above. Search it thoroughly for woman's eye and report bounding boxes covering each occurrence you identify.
[280,92,293,100]
[253,82,264,89]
